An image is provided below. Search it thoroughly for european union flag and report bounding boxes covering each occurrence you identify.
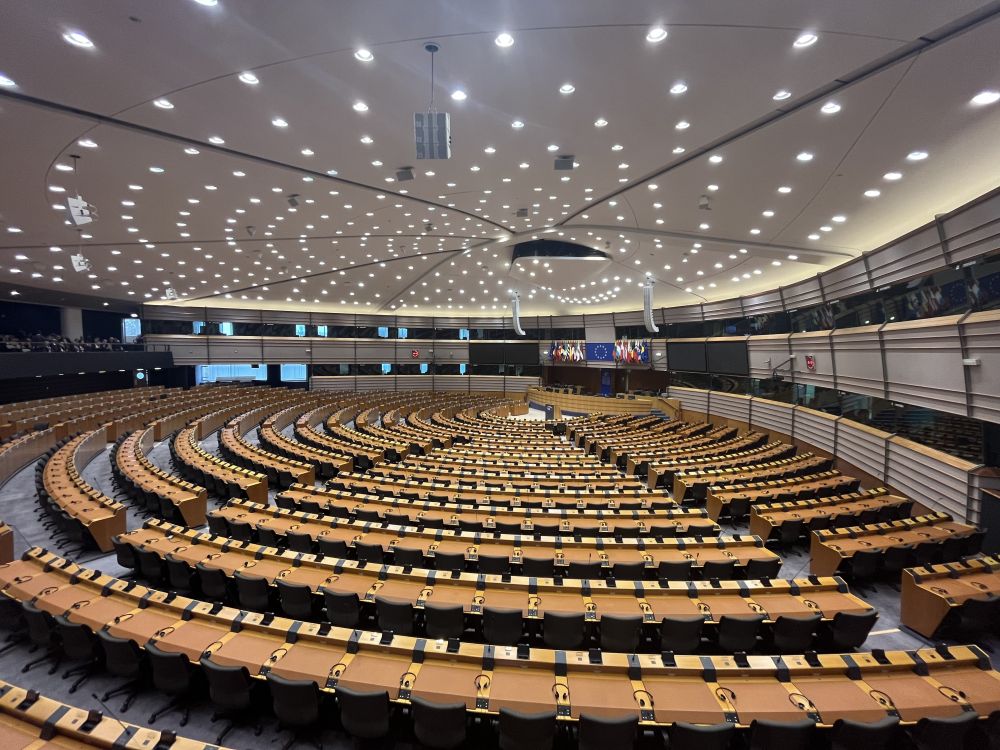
[586,342,614,362]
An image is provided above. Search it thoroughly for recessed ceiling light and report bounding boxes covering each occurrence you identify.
[675,120,690,130]
[184,147,199,155]
[208,135,225,144]
[788,254,799,260]
[610,144,624,152]
[62,30,94,48]
[192,0,218,5]
[77,138,98,148]
[483,146,496,154]
[360,135,373,144]
[773,89,792,101]
[494,32,514,48]
[739,248,748,254]
[864,189,881,198]
[238,71,259,85]
[796,151,814,162]
[354,48,374,62]
[777,185,792,193]
[707,184,719,191]
[808,233,820,240]
[451,89,467,101]
[153,98,174,109]
[672,146,685,154]
[670,82,687,94]
[762,210,774,217]
[6,227,22,233]
[832,215,846,223]
[646,26,668,43]
[511,120,524,129]
[128,184,143,191]
[906,150,928,161]
[519,162,529,169]
[148,166,164,173]
[559,83,575,94]
[0,74,16,87]
[594,118,608,128]
[271,117,288,128]
[546,144,560,152]
[883,171,902,181]
[708,154,723,164]
[971,90,1000,106]
[794,33,818,48]
[821,101,841,114]
[699,223,710,230]
[352,101,369,112]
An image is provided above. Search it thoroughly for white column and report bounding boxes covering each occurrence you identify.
[60,307,83,340]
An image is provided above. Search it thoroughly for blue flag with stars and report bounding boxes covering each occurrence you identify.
[586,342,614,362]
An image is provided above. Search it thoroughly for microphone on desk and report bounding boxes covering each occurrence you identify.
[90,692,135,743]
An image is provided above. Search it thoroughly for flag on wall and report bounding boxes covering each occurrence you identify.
[585,342,614,361]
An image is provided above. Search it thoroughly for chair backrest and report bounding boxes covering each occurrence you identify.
[434,551,466,573]
[355,541,384,564]
[658,560,693,581]
[164,554,193,591]
[669,721,735,750]
[522,556,555,578]
[567,560,601,579]
[375,596,415,635]
[286,530,314,553]
[702,559,737,580]
[772,614,821,653]
[317,537,348,558]
[911,712,979,750]
[483,607,523,646]
[478,554,510,575]
[542,611,586,650]
[599,615,642,653]
[97,631,143,679]
[206,513,229,536]
[337,686,391,740]
[660,615,703,653]
[322,589,360,628]
[276,579,313,619]
[718,614,765,653]
[393,546,424,568]
[195,562,229,599]
[829,716,900,750]
[228,520,254,542]
[499,708,557,750]
[111,536,137,569]
[748,718,817,750]
[200,656,253,710]
[425,602,465,639]
[830,610,878,650]
[744,558,781,580]
[234,571,270,611]
[411,696,467,749]
[255,526,282,548]
[146,642,192,694]
[54,614,96,660]
[266,673,321,727]
[611,561,645,580]
[21,601,55,647]
[578,713,637,750]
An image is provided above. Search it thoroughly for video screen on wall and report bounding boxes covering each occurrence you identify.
[666,342,707,372]
[706,341,749,375]
[469,342,539,364]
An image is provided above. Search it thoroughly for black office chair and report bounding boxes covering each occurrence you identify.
[256,526,282,548]
[599,615,642,653]
[227,520,254,543]
[567,560,602,579]
[111,535,137,570]
[847,550,882,584]
[669,721,735,750]
[578,713,637,750]
[658,560,694,581]
[483,607,523,646]
[337,686,391,739]
[267,674,323,750]
[479,554,510,575]
[611,561,646,580]
[829,716,900,750]
[425,602,465,639]
[375,596,415,636]
[134,547,166,586]
[411,696,467,749]
[824,610,878,651]
[727,497,751,523]
[881,545,916,578]
[702,559,738,581]
[20,602,60,674]
[98,631,145,713]
[196,562,229,602]
[207,513,229,536]
[717,614,765,653]
[393,546,424,568]
[748,718,816,750]
[522,556,555,578]
[164,554,194,592]
[54,615,100,693]
[499,708,557,750]
[233,570,271,612]
[952,594,1000,637]
[434,551,466,573]
[355,541,384,564]
[276,579,315,621]
[963,529,986,557]
[200,656,263,745]
[775,518,804,549]
[660,615,703,653]
[322,589,360,628]
[771,614,821,654]
[543,611,586,650]
[317,537,348,558]
[744,558,782,580]
[286,530,314,554]
[909,713,979,750]
[146,643,197,726]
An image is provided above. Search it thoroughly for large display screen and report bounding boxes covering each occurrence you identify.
[666,341,707,372]
[706,341,749,375]
[469,342,539,364]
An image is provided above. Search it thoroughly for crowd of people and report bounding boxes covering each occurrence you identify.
[0,333,140,352]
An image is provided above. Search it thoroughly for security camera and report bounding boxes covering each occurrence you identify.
[699,194,711,210]
[246,225,256,237]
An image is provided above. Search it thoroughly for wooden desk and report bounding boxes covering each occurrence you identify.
[114,428,207,527]
[748,491,906,540]
[676,455,833,501]
[0,523,11,564]
[213,500,780,572]
[706,474,860,520]
[901,556,1000,638]
[3,548,998,728]
[810,513,977,576]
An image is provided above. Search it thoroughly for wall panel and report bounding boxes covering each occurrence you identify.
[834,421,889,483]
[962,310,1000,423]
[886,437,977,519]
[747,335,790,380]
[748,398,794,440]
[831,325,885,398]
[867,226,943,288]
[708,392,751,423]
[793,406,837,455]
[882,316,966,415]
[789,331,834,388]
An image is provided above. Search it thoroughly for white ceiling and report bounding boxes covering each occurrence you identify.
[0,0,999,316]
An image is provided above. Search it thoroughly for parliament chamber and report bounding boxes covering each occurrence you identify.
[2,2,1000,749]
